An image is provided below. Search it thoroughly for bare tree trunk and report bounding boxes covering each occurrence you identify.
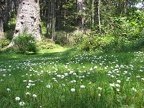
[51,0,55,41]
[0,5,4,39]
[56,0,62,30]
[13,0,41,41]
[13,0,19,14]
[46,0,51,38]
[0,17,4,39]
[98,0,101,33]
[90,0,95,29]
[4,0,9,29]
[4,0,13,29]
[77,0,86,31]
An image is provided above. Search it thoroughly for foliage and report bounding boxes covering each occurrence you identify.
[2,0,144,51]
[36,37,57,50]
[76,9,144,52]
[7,15,16,31]
[111,10,144,39]
[78,34,114,52]
[78,33,144,52]
[55,30,79,46]
[0,38,10,50]
[13,33,37,54]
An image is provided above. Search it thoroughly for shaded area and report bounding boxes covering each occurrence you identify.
[0,48,137,66]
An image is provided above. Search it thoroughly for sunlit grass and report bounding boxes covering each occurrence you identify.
[0,50,144,108]
[38,46,69,54]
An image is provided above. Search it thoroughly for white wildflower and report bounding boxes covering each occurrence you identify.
[110,83,115,87]
[90,68,93,71]
[3,74,6,77]
[132,87,137,92]
[98,93,101,97]
[26,85,30,88]
[136,75,141,78]
[19,101,25,106]
[32,94,37,98]
[71,88,75,92]
[62,84,65,86]
[7,88,11,91]
[115,84,120,87]
[98,87,102,91]
[80,85,85,89]
[94,66,97,69]
[23,80,27,82]
[26,92,31,95]
[70,80,76,83]
[29,80,33,83]
[126,77,130,81]
[116,88,120,92]
[64,73,68,76]
[46,84,51,88]
[117,80,121,83]
[31,83,35,86]
[15,97,20,101]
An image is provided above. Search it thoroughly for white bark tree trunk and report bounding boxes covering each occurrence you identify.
[0,9,4,39]
[13,0,41,41]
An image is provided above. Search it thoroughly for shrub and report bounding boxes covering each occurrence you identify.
[55,31,85,46]
[0,39,10,49]
[13,33,37,54]
[36,38,56,50]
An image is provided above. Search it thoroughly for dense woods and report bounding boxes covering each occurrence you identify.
[0,0,144,52]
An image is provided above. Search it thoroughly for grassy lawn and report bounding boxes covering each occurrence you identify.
[0,49,144,108]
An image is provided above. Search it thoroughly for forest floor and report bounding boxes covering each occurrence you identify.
[0,48,144,108]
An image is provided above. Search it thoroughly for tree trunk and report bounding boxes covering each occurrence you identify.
[51,0,55,41]
[4,0,9,29]
[0,7,4,39]
[90,0,95,29]
[0,17,4,39]
[13,0,41,41]
[77,0,86,31]
[98,0,101,33]
[46,0,51,38]
[56,0,62,30]
[13,0,19,14]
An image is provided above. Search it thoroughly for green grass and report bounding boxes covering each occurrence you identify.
[0,49,144,108]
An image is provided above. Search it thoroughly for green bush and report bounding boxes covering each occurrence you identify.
[13,33,37,54]
[0,39,10,50]
[78,35,115,52]
[77,33,144,52]
[36,38,56,50]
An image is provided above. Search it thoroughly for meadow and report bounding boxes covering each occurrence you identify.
[0,49,144,108]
